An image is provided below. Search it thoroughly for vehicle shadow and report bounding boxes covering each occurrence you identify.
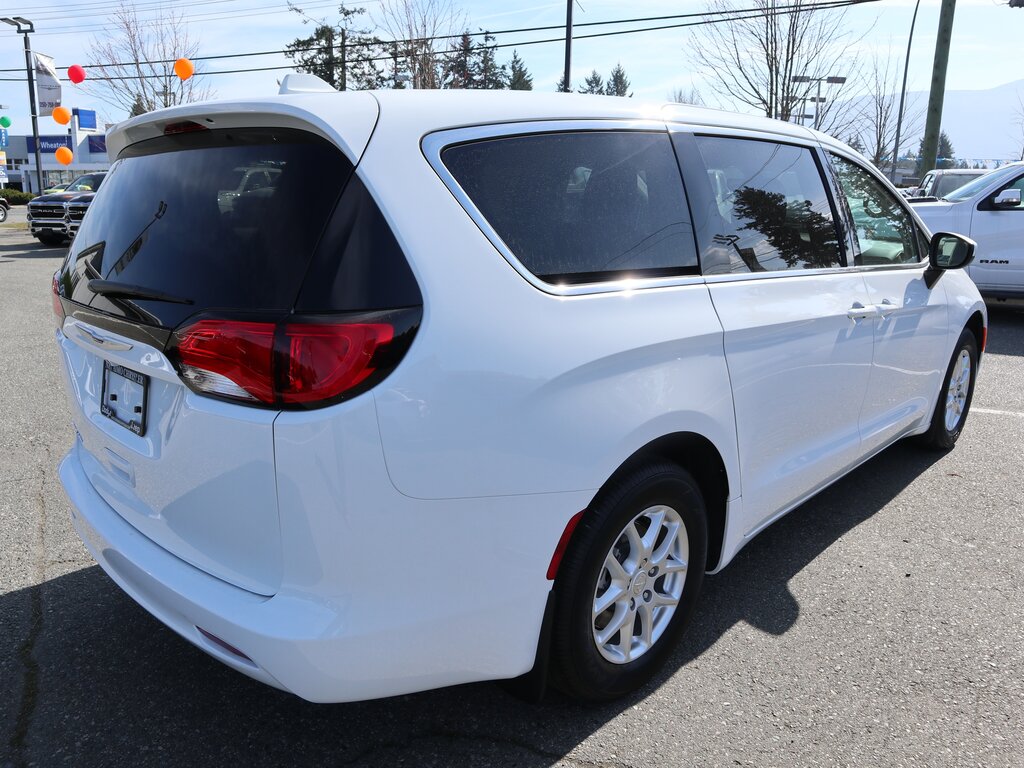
[0,239,67,259]
[2,441,943,767]
[984,304,1024,355]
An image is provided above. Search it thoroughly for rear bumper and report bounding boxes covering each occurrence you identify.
[60,432,584,702]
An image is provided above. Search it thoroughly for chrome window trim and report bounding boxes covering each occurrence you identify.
[422,119,707,297]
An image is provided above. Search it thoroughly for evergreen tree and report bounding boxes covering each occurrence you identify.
[579,70,604,94]
[477,33,507,89]
[937,131,956,169]
[443,32,479,88]
[915,130,957,174]
[604,63,631,97]
[507,50,532,90]
[846,134,866,154]
[556,73,570,92]
[129,94,149,117]
[285,4,388,91]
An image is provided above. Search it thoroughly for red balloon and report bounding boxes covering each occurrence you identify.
[68,64,86,84]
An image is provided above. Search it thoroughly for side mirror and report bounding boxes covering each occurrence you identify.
[993,188,1022,207]
[925,232,975,288]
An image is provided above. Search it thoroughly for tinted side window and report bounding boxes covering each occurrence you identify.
[690,136,842,274]
[441,131,697,284]
[831,155,920,265]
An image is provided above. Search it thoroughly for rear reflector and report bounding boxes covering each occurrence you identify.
[196,626,254,663]
[547,510,586,580]
[167,310,417,409]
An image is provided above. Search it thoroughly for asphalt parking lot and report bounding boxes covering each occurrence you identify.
[1,218,1022,768]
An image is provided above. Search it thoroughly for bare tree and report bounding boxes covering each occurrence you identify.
[686,0,860,133]
[85,3,212,117]
[852,52,923,168]
[373,0,464,89]
[1014,91,1024,162]
[669,85,704,105]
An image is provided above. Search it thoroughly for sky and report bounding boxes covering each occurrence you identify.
[0,0,1021,155]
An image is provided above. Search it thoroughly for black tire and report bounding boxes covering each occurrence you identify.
[551,462,708,702]
[36,232,65,247]
[921,329,978,450]
[0,205,7,224]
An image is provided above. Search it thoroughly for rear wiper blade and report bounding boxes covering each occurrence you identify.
[87,279,194,305]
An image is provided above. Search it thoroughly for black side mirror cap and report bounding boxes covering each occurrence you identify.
[925,231,976,288]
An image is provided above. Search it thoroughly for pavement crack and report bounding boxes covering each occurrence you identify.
[6,477,46,768]
[337,728,575,767]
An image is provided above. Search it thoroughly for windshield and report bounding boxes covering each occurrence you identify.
[66,174,105,192]
[60,127,353,329]
[945,165,1021,201]
[935,173,982,198]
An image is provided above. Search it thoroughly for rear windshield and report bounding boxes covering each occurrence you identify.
[62,127,353,328]
[935,173,981,198]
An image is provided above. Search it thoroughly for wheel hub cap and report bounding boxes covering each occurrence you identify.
[591,504,689,665]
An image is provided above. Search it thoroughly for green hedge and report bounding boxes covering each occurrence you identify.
[0,189,36,205]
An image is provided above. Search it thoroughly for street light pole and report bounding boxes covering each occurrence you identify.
[1,17,43,195]
[791,75,846,131]
[890,0,922,183]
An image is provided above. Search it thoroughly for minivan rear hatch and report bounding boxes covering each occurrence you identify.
[54,98,377,595]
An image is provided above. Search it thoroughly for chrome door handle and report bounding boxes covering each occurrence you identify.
[847,302,879,320]
[877,298,901,316]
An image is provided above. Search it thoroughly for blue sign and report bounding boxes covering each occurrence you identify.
[0,128,7,148]
[87,135,107,154]
[26,135,71,153]
[73,108,97,130]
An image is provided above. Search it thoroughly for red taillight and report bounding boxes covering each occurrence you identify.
[284,323,393,404]
[173,320,276,403]
[52,273,65,330]
[169,316,403,408]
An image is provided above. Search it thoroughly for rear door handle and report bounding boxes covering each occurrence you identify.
[877,298,901,316]
[847,302,879,320]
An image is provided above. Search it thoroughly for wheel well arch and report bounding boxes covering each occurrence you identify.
[965,310,985,354]
[596,432,731,572]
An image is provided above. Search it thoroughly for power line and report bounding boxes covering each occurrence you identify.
[0,0,880,74]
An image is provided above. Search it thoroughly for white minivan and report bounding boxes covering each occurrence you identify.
[54,79,986,704]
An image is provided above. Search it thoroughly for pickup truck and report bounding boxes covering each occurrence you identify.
[26,172,106,246]
[912,161,1024,302]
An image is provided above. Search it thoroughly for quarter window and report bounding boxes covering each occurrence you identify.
[441,131,697,285]
[689,136,842,274]
[831,154,920,265]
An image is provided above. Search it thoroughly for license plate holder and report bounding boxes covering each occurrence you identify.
[100,361,148,436]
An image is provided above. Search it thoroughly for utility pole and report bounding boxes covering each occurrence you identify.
[562,0,572,92]
[919,0,957,175]
[339,28,347,91]
[1,17,43,195]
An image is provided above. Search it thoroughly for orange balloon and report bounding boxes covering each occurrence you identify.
[52,106,71,125]
[55,146,73,166]
[174,58,194,81]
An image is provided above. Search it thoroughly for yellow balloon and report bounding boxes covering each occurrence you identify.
[55,146,73,166]
[52,106,71,125]
[174,57,194,81]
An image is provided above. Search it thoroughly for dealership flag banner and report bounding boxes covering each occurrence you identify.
[34,53,62,111]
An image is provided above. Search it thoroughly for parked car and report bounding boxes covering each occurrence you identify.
[27,172,106,245]
[0,196,9,223]
[911,161,1024,302]
[53,81,986,704]
[909,168,987,202]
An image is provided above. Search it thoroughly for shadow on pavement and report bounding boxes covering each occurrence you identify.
[984,304,1024,356]
[2,441,945,767]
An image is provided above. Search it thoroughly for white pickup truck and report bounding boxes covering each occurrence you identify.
[912,161,1024,302]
